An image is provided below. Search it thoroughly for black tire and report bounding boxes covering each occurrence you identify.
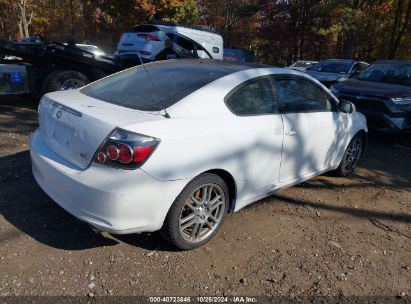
[161,173,229,250]
[335,133,365,177]
[42,70,89,93]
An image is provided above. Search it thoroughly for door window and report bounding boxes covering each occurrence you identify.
[273,78,335,113]
[225,78,277,115]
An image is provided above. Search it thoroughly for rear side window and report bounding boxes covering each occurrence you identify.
[274,77,335,113]
[81,61,230,111]
[225,77,276,115]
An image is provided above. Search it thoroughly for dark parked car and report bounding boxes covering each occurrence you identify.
[223,48,254,63]
[288,60,318,72]
[306,59,369,87]
[330,60,411,134]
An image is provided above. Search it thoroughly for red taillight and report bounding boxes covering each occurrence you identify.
[94,128,160,169]
[133,146,154,163]
[137,33,160,41]
[107,145,119,161]
[97,152,107,163]
[119,144,133,164]
[139,50,152,55]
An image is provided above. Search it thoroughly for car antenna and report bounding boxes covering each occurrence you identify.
[141,63,171,119]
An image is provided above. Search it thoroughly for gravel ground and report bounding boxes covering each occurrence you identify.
[0,96,410,300]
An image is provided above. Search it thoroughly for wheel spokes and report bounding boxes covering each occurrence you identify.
[344,139,362,171]
[180,217,196,230]
[190,222,201,240]
[178,183,226,244]
[180,213,195,225]
[210,212,222,222]
[190,194,201,206]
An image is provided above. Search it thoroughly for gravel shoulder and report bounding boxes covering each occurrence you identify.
[0,96,410,298]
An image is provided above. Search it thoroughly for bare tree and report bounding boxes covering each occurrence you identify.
[15,0,33,38]
[388,0,411,58]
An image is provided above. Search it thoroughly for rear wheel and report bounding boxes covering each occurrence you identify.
[161,173,229,250]
[335,134,364,177]
[42,70,89,93]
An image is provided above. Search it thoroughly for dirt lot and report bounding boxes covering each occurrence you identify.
[0,96,410,299]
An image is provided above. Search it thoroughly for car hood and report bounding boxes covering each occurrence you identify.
[306,71,348,82]
[333,79,411,98]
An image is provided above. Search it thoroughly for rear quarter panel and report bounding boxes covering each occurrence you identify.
[125,114,282,200]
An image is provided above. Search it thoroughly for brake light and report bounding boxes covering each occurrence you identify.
[107,145,119,161]
[138,34,160,41]
[97,152,107,163]
[139,50,152,55]
[94,128,160,169]
[119,144,133,164]
[133,146,154,162]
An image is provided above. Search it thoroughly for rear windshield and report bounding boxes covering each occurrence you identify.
[80,60,231,111]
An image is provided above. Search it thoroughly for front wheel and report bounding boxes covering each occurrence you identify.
[161,173,229,250]
[335,134,365,177]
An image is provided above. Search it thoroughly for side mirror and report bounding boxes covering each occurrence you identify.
[338,100,356,114]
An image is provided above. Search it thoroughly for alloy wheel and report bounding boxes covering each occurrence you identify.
[344,137,363,172]
[178,184,226,244]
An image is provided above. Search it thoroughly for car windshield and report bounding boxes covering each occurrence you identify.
[292,61,314,68]
[309,61,352,74]
[355,62,411,86]
[80,60,231,111]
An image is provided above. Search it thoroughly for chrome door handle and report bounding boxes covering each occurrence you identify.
[286,130,297,136]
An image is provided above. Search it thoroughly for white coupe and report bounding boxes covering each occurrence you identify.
[30,60,367,250]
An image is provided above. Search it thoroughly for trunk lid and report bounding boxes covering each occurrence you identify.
[38,89,162,170]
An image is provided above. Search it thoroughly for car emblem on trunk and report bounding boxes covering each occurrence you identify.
[56,110,63,119]
[356,95,366,100]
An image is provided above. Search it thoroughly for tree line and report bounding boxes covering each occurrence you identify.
[0,0,410,65]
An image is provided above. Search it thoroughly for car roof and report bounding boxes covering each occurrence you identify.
[373,60,411,64]
[144,59,272,74]
[205,60,271,71]
[319,59,357,63]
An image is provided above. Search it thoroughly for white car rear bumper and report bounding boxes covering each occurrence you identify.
[30,129,187,234]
